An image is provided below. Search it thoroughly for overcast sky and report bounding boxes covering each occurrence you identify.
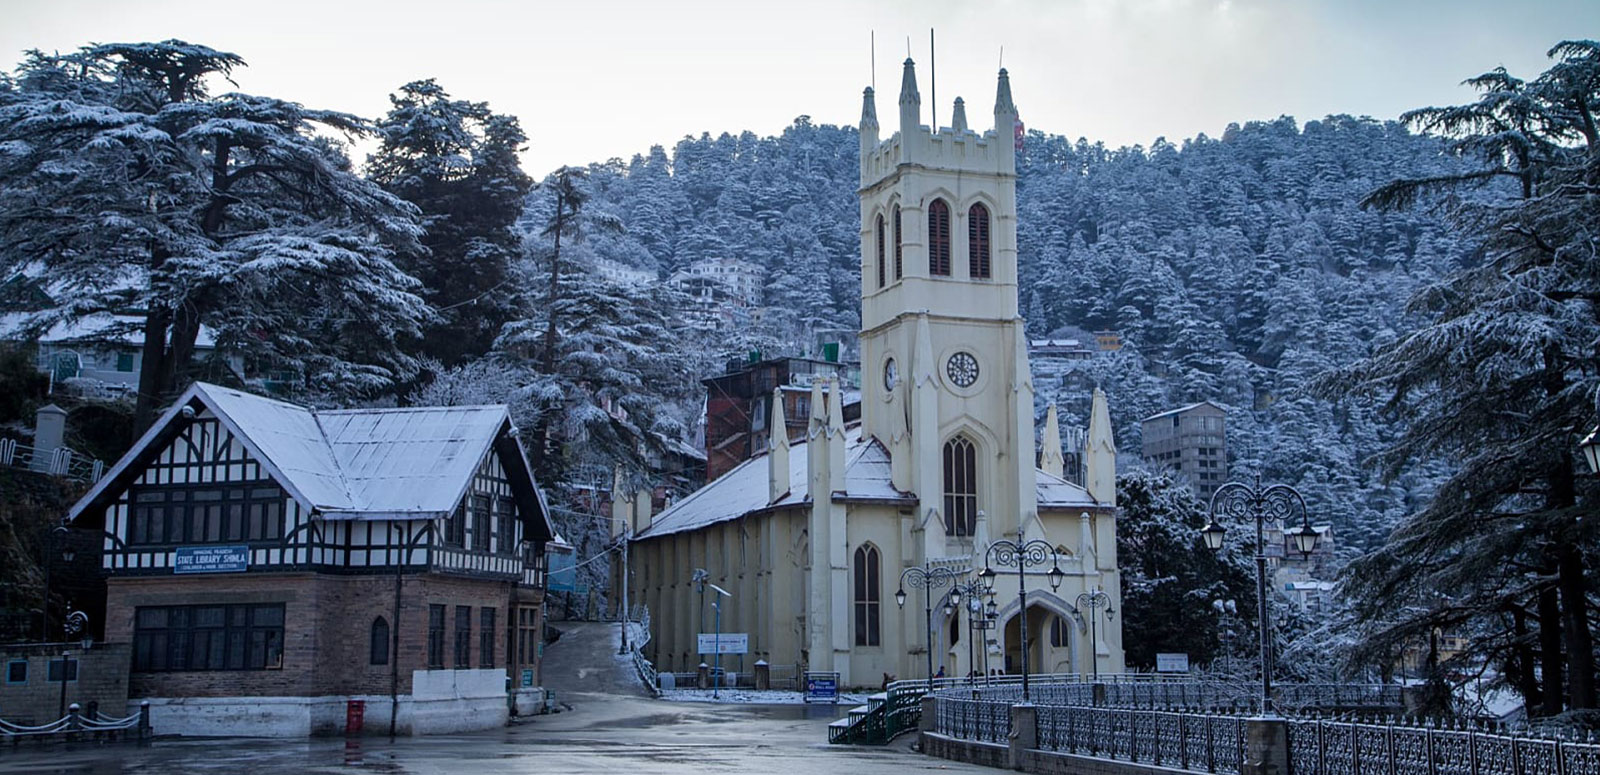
[4,0,1594,178]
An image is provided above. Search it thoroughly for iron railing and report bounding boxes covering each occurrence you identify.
[0,439,103,484]
[1286,718,1600,775]
[1036,705,1247,775]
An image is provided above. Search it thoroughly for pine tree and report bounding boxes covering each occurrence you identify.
[368,79,532,366]
[0,42,428,431]
[1323,40,1600,716]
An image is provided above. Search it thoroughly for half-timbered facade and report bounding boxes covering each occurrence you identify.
[66,383,556,737]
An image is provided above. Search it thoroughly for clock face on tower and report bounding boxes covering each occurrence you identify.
[883,358,898,391]
[946,351,979,388]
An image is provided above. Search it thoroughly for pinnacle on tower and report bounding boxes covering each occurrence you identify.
[860,86,879,130]
[951,97,968,133]
[899,57,921,134]
[994,67,1017,118]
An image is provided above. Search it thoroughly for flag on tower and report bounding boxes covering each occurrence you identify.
[1014,118,1025,151]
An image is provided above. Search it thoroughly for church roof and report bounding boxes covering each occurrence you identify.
[1036,469,1102,510]
[635,427,1104,539]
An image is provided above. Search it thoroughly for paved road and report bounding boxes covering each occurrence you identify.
[0,621,990,774]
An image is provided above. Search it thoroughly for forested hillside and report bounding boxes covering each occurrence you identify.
[564,114,1475,553]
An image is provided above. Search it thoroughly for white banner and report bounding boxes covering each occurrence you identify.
[697,633,749,654]
[1156,653,1190,673]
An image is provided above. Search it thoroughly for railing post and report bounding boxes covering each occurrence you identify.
[67,702,82,741]
[1182,713,1191,770]
[138,701,151,740]
[1244,717,1290,775]
[1010,702,1038,772]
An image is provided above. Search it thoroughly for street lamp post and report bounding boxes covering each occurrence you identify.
[979,526,1065,703]
[1199,477,1319,715]
[40,524,73,641]
[947,580,987,686]
[1074,588,1113,679]
[895,564,959,692]
[1212,598,1238,675]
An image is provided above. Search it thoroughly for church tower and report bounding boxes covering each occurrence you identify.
[857,61,1038,556]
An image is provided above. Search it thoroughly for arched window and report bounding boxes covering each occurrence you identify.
[893,205,904,280]
[1050,615,1071,648]
[370,616,390,665]
[928,199,951,276]
[943,435,977,536]
[968,203,991,279]
[875,214,886,288]
[853,544,881,646]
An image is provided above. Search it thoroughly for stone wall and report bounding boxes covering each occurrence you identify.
[0,642,130,725]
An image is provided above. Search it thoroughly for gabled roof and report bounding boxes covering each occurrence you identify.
[636,427,1106,539]
[1035,469,1101,510]
[637,427,913,539]
[67,383,554,540]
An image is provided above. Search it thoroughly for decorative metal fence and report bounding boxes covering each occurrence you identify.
[934,697,1013,745]
[1035,705,1247,775]
[1286,719,1600,775]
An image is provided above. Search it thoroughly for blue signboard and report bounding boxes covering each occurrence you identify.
[547,550,577,592]
[174,545,249,574]
[804,671,839,704]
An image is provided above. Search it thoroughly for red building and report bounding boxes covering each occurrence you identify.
[701,356,860,482]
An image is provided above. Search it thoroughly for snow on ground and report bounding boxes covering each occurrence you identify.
[659,688,870,705]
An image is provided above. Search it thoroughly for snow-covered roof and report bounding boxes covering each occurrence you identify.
[1140,400,1228,422]
[0,312,220,348]
[637,428,1104,539]
[67,383,553,538]
[1036,469,1102,510]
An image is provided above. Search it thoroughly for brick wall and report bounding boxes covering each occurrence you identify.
[106,572,519,701]
[0,643,130,726]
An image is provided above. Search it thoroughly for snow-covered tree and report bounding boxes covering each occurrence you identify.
[0,42,428,430]
[1323,40,1600,717]
[368,79,531,366]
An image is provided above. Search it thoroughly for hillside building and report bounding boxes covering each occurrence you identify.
[1140,401,1228,500]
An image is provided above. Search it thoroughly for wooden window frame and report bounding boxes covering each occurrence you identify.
[427,604,446,669]
[131,603,284,673]
[127,484,285,547]
[853,544,881,647]
[928,199,952,276]
[893,205,903,280]
[968,203,991,279]
[480,607,496,669]
[875,214,886,289]
[370,616,390,665]
[454,605,472,669]
[943,435,977,537]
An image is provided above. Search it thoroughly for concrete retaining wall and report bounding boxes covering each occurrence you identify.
[132,669,511,737]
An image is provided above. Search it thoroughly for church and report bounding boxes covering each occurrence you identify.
[613,60,1125,688]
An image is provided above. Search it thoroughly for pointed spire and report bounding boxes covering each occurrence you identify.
[860,87,879,130]
[1040,403,1065,479]
[994,67,1016,117]
[769,388,790,504]
[899,57,921,137]
[899,58,921,107]
[827,375,845,438]
[1084,388,1117,506]
[951,97,968,133]
[809,379,826,437]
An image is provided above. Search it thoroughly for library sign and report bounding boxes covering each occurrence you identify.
[174,545,250,574]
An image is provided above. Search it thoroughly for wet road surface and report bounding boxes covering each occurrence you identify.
[0,622,995,775]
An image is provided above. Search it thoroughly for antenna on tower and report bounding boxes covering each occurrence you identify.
[871,30,876,91]
[999,46,1005,70]
[930,28,937,130]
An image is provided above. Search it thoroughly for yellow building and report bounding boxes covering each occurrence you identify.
[614,61,1124,688]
